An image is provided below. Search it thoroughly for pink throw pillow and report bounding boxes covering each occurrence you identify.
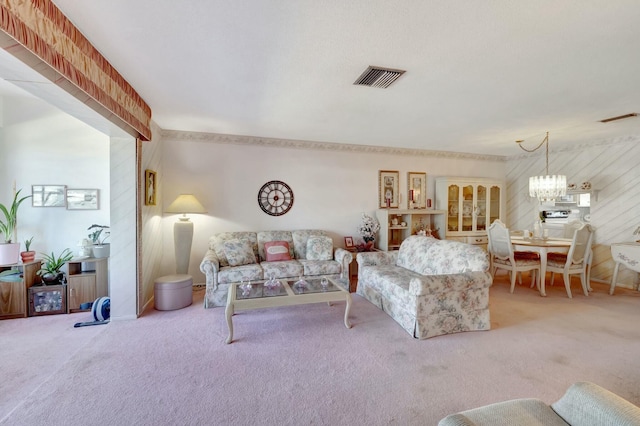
[264,241,292,262]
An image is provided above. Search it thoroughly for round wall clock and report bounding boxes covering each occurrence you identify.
[258,180,294,216]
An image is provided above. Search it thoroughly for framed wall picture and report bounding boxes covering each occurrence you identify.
[407,172,427,209]
[379,170,399,208]
[31,185,66,207]
[145,169,156,206]
[66,188,99,210]
[344,236,354,248]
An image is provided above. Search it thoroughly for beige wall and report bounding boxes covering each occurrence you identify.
[158,131,506,283]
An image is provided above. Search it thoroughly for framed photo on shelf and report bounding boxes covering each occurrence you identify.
[407,172,427,209]
[379,170,399,208]
[145,169,156,206]
[344,236,354,248]
[66,188,99,210]
[31,185,66,207]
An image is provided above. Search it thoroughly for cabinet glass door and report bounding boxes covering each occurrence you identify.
[447,185,460,232]
[462,185,473,232]
[489,186,501,226]
[476,185,487,231]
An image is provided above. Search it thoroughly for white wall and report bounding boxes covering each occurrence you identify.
[160,131,506,283]
[0,96,109,254]
[109,136,138,320]
[506,136,640,288]
[140,123,163,311]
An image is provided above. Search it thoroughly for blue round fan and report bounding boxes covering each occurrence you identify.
[92,296,111,321]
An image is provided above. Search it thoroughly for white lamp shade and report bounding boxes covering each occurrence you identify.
[166,194,207,214]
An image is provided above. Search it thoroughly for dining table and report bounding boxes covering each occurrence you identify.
[510,235,573,296]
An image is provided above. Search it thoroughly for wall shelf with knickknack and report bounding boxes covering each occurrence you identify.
[376,209,447,251]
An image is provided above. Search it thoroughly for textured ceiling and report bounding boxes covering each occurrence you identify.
[13,1,640,156]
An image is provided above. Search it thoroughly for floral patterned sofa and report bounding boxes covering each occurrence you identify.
[199,230,352,308]
[356,235,492,339]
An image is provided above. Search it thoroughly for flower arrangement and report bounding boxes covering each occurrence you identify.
[358,213,380,243]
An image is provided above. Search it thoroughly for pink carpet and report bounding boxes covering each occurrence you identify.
[1,275,639,425]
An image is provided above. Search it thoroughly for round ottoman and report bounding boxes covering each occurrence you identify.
[154,274,193,311]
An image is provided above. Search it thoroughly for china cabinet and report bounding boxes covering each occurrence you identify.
[376,209,447,251]
[435,177,505,246]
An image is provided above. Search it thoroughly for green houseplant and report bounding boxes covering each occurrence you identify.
[37,248,73,285]
[20,236,35,263]
[88,224,110,258]
[0,189,32,264]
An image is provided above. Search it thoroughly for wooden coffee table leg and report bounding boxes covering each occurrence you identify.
[344,294,352,329]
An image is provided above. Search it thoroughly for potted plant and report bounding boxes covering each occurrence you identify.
[88,224,110,258]
[20,236,35,263]
[0,189,32,265]
[37,248,73,285]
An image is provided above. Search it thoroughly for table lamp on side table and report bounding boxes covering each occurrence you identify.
[165,194,207,274]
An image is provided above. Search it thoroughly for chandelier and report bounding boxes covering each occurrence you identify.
[516,132,567,202]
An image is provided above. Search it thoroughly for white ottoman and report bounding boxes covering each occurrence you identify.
[154,274,193,311]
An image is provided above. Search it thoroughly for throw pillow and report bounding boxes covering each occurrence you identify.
[306,236,333,260]
[264,241,292,262]
[223,239,257,266]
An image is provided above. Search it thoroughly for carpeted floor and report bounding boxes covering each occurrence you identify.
[1,274,639,425]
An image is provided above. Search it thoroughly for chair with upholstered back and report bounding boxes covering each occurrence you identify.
[487,220,540,293]
[564,220,594,290]
[547,222,594,298]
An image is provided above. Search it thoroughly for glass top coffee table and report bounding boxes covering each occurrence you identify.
[224,277,352,343]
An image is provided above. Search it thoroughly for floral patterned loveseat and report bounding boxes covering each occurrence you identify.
[356,235,492,339]
[200,230,352,308]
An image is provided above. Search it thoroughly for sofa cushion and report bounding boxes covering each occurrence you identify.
[306,236,333,260]
[396,235,439,272]
[264,241,292,262]
[397,235,489,275]
[257,231,295,262]
[298,259,342,276]
[261,260,303,279]
[217,264,263,284]
[292,230,329,260]
[224,239,257,266]
[441,398,569,426]
[209,232,258,267]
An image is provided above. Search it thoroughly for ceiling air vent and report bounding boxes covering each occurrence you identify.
[353,66,406,89]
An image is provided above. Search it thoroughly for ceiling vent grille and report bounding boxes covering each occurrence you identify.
[354,66,406,89]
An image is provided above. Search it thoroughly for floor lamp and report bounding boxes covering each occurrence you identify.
[165,194,207,275]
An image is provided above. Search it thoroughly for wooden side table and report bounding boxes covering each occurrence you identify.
[0,259,42,320]
[346,247,381,293]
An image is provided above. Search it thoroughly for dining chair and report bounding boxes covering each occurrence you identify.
[546,222,594,298]
[487,220,540,293]
[550,220,595,291]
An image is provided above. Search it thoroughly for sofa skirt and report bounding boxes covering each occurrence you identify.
[358,284,490,339]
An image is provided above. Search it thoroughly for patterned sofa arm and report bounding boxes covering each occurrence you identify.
[357,251,398,267]
[199,249,220,291]
[334,248,353,279]
[409,271,492,296]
